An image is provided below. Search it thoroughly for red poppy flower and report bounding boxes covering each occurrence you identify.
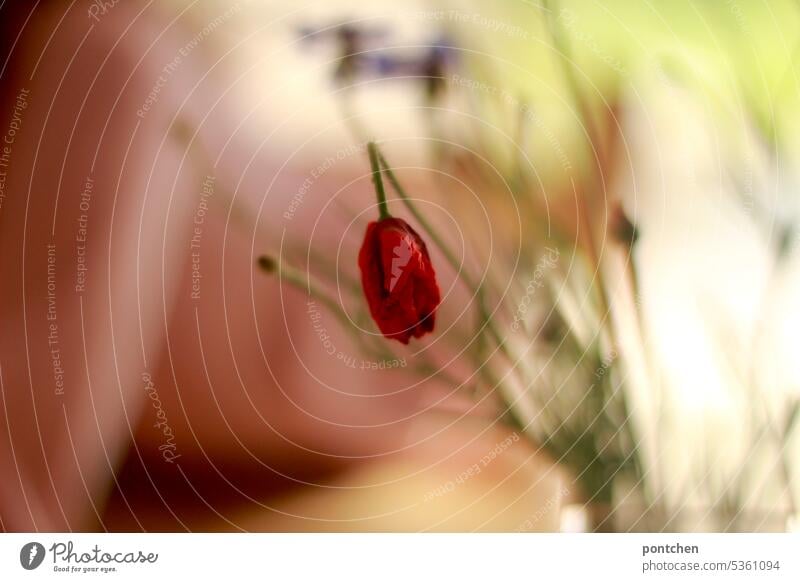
[358,217,441,344]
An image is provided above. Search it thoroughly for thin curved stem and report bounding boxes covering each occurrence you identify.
[375,150,508,349]
[367,142,390,220]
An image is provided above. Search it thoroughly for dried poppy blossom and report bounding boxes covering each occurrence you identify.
[359,217,440,343]
[358,143,440,343]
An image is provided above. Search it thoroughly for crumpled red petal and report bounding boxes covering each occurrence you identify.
[358,217,441,344]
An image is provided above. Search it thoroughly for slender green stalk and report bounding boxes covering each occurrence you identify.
[376,151,470,285]
[258,255,390,361]
[258,255,350,330]
[372,147,537,434]
[374,149,509,352]
[541,0,613,328]
[540,0,653,523]
[367,142,390,220]
[257,255,464,386]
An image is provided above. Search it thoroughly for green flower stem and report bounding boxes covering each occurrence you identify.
[367,142,391,220]
[370,144,529,427]
[258,255,392,360]
[375,151,468,285]
[372,147,534,431]
[543,0,653,516]
[541,0,613,328]
[259,256,349,329]
[257,255,463,385]
[375,149,509,355]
